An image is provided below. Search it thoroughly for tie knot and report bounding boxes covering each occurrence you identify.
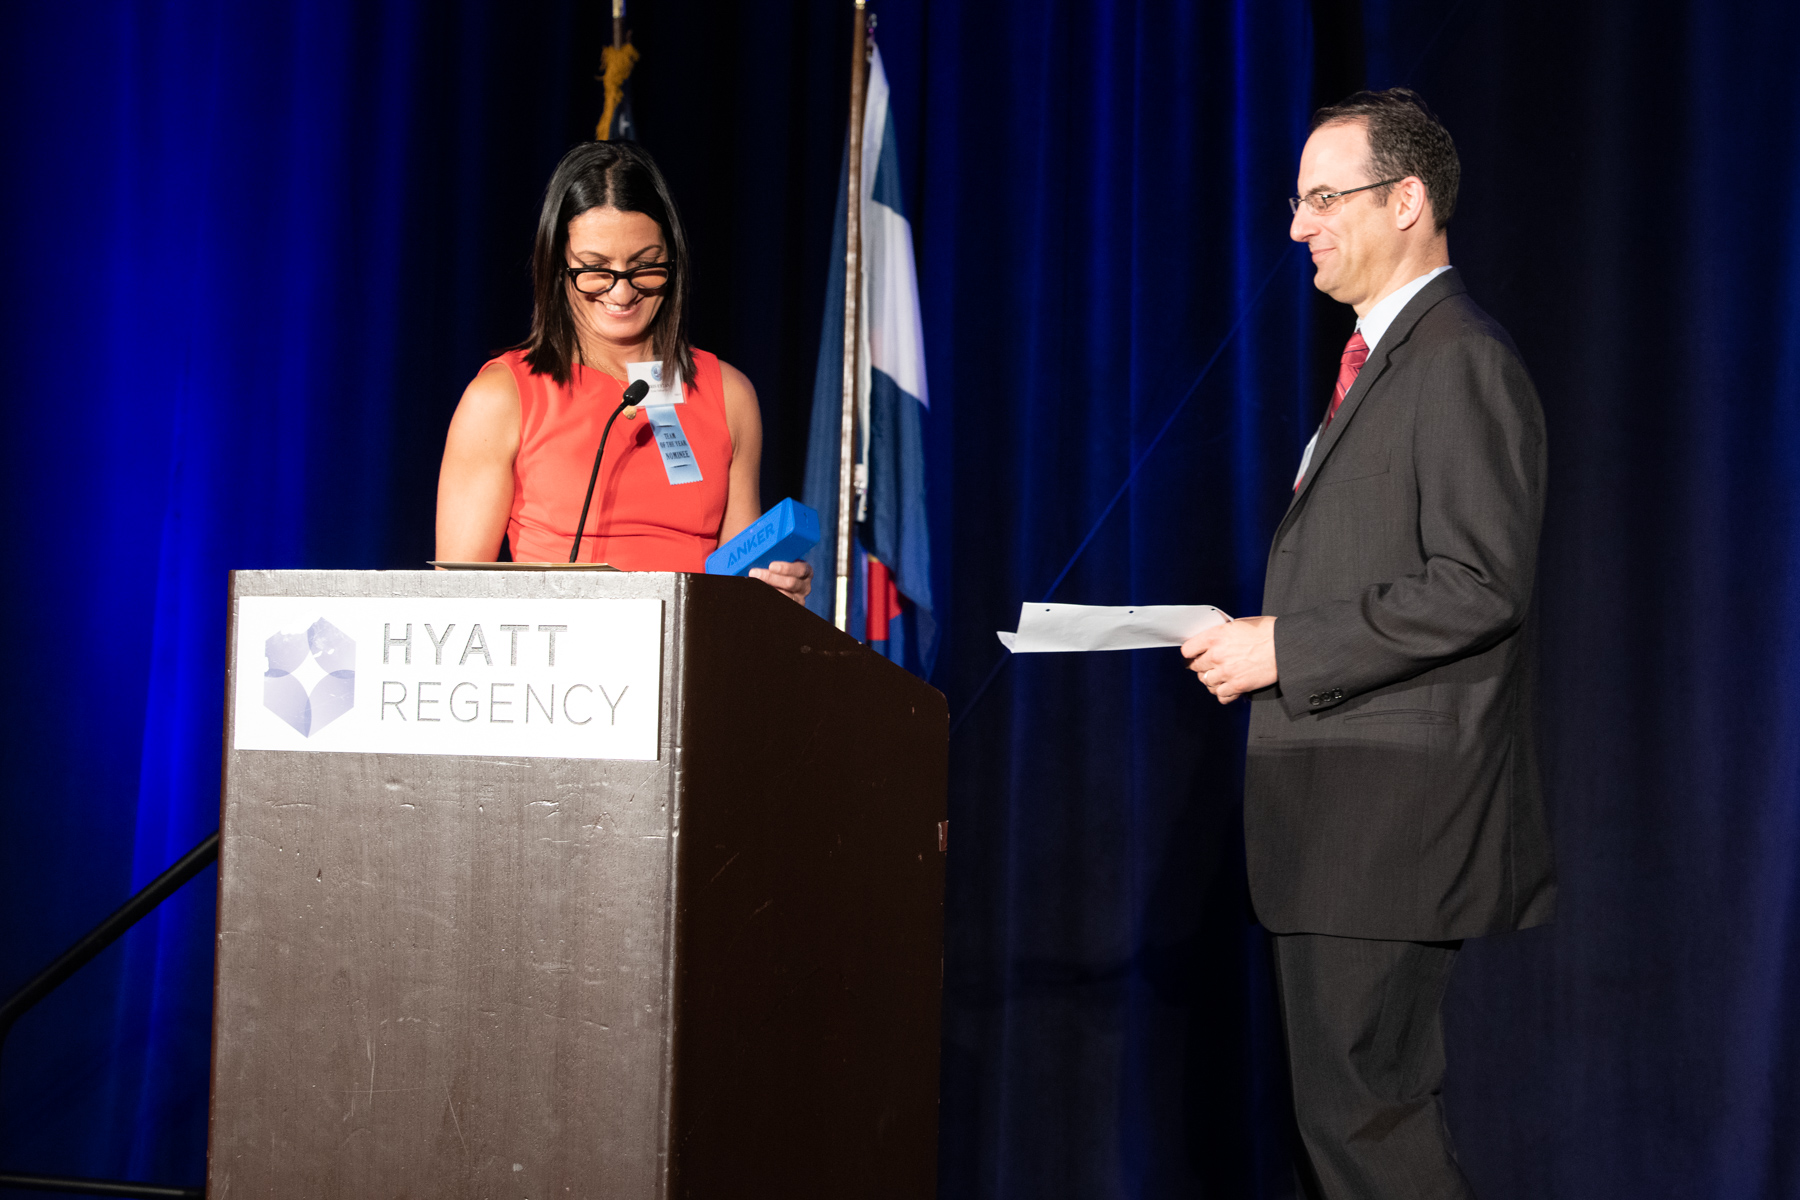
[1342,330,1369,364]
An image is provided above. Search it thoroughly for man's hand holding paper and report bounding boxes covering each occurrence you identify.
[1181,615,1278,704]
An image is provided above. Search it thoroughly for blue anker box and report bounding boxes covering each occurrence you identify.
[705,497,822,576]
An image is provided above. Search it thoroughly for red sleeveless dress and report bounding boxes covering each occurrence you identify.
[492,348,733,571]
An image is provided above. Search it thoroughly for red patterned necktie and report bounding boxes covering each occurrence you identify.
[1293,329,1371,492]
[1326,329,1369,429]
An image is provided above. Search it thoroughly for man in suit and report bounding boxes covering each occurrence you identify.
[1181,89,1555,1199]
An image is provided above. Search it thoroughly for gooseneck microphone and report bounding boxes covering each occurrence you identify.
[569,378,651,564]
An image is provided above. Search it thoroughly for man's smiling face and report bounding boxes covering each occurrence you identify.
[1289,119,1403,311]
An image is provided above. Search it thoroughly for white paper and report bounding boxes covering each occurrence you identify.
[997,603,1230,653]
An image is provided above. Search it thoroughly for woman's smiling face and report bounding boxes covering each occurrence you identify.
[564,205,667,355]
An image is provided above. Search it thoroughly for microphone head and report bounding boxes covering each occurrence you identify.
[622,379,651,405]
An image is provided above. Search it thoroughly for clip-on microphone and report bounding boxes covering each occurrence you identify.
[569,377,652,564]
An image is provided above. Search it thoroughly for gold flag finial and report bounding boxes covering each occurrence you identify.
[596,39,639,140]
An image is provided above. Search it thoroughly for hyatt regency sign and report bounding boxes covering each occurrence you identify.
[230,596,662,761]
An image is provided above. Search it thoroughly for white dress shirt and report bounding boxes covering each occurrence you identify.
[1355,264,1454,355]
[1294,265,1455,487]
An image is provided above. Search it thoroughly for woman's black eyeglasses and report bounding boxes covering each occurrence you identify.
[565,262,674,296]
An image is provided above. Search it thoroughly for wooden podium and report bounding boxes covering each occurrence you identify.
[208,569,947,1198]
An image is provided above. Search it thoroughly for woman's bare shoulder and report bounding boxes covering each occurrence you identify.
[716,358,760,409]
[447,359,522,455]
[714,359,761,462]
[462,359,521,408]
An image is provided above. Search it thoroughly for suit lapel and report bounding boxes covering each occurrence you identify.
[1278,270,1467,531]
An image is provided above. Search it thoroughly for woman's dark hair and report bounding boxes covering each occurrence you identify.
[519,140,694,387]
[1311,88,1460,231]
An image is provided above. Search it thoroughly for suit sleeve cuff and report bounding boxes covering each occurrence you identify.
[1273,608,1348,719]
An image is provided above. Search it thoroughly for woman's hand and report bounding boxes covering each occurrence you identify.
[750,560,812,604]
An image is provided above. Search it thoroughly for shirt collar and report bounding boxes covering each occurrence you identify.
[1355,265,1454,354]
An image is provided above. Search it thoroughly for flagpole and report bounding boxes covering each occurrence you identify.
[834,0,870,632]
[612,0,624,49]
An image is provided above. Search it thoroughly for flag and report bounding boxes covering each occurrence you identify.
[802,46,936,676]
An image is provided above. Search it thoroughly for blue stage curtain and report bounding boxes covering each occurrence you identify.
[3,1,1798,1197]
[1358,3,1800,1197]
[886,3,1318,1195]
[0,0,605,1185]
[906,1,1800,1197]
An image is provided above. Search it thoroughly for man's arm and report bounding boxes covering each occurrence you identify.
[1271,333,1546,716]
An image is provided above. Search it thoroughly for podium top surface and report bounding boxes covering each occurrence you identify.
[428,559,622,571]
[232,565,681,600]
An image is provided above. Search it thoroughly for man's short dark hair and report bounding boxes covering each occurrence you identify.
[1311,88,1460,231]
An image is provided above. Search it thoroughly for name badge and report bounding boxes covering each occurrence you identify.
[1293,426,1320,488]
[626,360,684,405]
[628,361,703,486]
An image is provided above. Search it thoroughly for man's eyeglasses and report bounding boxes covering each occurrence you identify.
[1288,178,1404,216]
[565,262,674,296]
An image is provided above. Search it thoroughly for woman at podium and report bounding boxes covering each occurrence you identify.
[435,141,811,602]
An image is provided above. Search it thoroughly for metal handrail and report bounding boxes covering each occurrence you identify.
[0,829,219,1198]
[0,1172,203,1198]
[0,831,219,1049]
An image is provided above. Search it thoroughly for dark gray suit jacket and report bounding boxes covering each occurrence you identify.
[1246,269,1556,942]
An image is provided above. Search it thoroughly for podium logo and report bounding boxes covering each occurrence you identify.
[263,618,356,737]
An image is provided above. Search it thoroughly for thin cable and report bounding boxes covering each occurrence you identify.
[1036,254,1291,604]
[948,252,1294,739]
[947,651,1013,741]
[1400,0,1474,85]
